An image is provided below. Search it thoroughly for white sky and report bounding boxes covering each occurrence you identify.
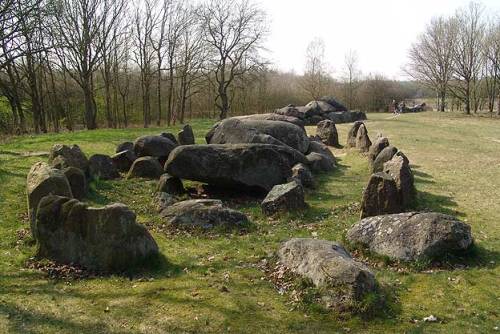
[260,0,500,80]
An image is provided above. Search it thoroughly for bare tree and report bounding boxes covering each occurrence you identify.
[483,19,500,115]
[406,16,455,112]
[449,2,485,114]
[342,49,361,109]
[301,37,330,100]
[198,0,267,119]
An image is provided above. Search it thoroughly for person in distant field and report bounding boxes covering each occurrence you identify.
[399,101,406,114]
[392,100,399,115]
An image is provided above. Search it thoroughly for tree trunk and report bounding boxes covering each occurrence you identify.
[167,65,174,126]
[218,82,230,119]
[83,82,97,129]
[440,90,446,112]
[156,69,162,126]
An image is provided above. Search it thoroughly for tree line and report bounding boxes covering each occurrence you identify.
[406,2,499,115]
[0,0,434,135]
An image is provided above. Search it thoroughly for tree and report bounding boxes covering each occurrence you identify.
[449,2,485,114]
[342,49,361,109]
[483,19,500,115]
[301,37,330,100]
[51,0,125,129]
[198,0,267,120]
[406,16,455,112]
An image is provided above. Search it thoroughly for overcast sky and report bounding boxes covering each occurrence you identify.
[259,0,500,80]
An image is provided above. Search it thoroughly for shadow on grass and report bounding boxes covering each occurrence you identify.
[414,190,463,217]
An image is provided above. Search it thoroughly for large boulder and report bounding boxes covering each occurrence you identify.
[360,172,401,218]
[48,144,89,172]
[351,110,368,122]
[278,238,376,306]
[235,113,305,128]
[116,141,133,153]
[133,135,177,162]
[289,163,315,188]
[206,118,310,153]
[178,124,195,145]
[316,120,339,147]
[383,155,415,208]
[318,96,348,111]
[159,199,250,230]
[34,195,159,272]
[372,146,398,173]
[88,154,120,180]
[160,132,179,145]
[347,212,474,261]
[261,181,306,215]
[274,105,306,120]
[306,100,336,114]
[111,150,137,173]
[346,121,364,148]
[306,141,336,172]
[157,173,185,195]
[355,124,372,152]
[368,137,389,163]
[26,162,73,229]
[62,167,87,200]
[165,144,307,191]
[127,156,163,179]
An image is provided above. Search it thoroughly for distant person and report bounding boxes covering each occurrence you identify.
[392,100,399,115]
[399,101,406,113]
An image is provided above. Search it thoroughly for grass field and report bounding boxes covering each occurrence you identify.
[0,112,498,333]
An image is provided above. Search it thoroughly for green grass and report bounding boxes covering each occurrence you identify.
[0,113,499,333]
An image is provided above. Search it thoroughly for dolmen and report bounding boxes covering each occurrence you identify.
[274,96,367,126]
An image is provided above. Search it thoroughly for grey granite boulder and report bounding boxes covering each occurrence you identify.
[316,120,339,147]
[62,167,87,200]
[368,137,389,163]
[372,146,398,173]
[178,124,195,145]
[34,195,159,272]
[48,144,89,172]
[346,121,364,148]
[360,172,401,218]
[160,199,250,230]
[111,150,137,173]
[116,141,134,153]
[261,181,307,215]
[347,212,474,261]
[157,173,185,195]
[289,163,315,188]
[133,135,177,162]
[88,154,120,180]
[383,155,415,208]
[127,156,163,179]
[278,238,376,306]
[355,124,372,152]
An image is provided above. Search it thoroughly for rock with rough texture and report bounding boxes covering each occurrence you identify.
[261,181,306,215]
[165,144,307,191]
[48,144,89,172]
[127,156,163,179]
[372,146,398,172]
[316,120,339,147]
[88,154,120,180]
[178,124,195,145]
[153,192,177,213]
[346,121,364,148]
[63,167,87,200]
[236,113,305,128]
[318,96,348,111]
[116,141,134,153]
[278,238,376,305]
[157,173,185,195]
[355,124,372,152]
[360,172,401,218]
[368,137,389,162]
[383,155,415,207]
[160,199,250,230]
[26,162,73,229]
[306,152,335,172]
[347,212,474,261]
[111,150,137,173]
[34,195,159,272]
[289,163,315,188]
[133,135,177,161]
[206,118,310,153]
[160,132,179,145]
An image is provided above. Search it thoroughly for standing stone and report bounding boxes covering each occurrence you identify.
[157,173,185,194]
[278,238,376,307]
[289,163,315,188]
[111,150,137,173]
[347,212,474,261]
[261,181,307,215]
[116,141,134,153]
[127,156,163,179]
[372,146,398,172]
[316,120,339,147]
[355,124,372,152]
[88,154,120,180]
[346,121,364,147]
[178,124,195,145]
[63,167,87,200]
[306,152,335,172]
[368,137,389,162]
[360,172,401,218]
[48,144,89,172]
[34,195,159,272]
[383,155,415,208]
[26,162,73,231]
